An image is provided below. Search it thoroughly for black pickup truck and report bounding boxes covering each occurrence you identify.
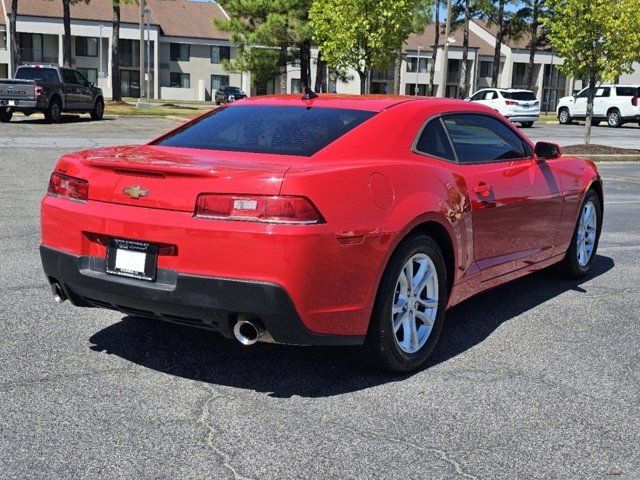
[0,65,104,123]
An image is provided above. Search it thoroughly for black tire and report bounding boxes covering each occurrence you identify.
[365,233,448,373]
[521,121,534,128]
[44,98,62,123]
[558,108,572,125]
[0,108,12,123]
[561,189,602,278]
[90,98,104,120]
[607,108,622,128]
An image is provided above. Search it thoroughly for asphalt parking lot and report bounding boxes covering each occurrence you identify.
[1,117,639,479]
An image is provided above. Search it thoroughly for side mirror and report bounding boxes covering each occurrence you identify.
[534,141,562,160]
[464,97,470,101]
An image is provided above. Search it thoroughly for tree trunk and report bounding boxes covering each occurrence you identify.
[111,1,122,101]
[9,0,20,70]
[314,51,326,93]
[299,40,311,91]
[62,0,72,67]
[359,69,371,95]
[458,0,470,98]
[428,0,440,96]
[393,51,402,95]
[278,46,288,94]
[491,0,505,88]
[525,0,539,90]
[584,75,597,145]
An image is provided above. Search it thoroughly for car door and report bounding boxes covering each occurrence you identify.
[593,86,611,119]
[571,88,588,118]
[72,70,94,109]
[61,68,82,109]
[442,113,564,280]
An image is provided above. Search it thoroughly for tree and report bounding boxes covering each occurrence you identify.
[215,0,314,94]
[544,0,640,144]
[478,0,524,87]
[60,0,90,68]
[452,0,482,98]
[310,0,432,94]
[516,0,551,91]
[110,0,135,101]
[428,0,440,96]
[9,0,20,71]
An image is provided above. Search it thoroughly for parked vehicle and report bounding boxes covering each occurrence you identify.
[467,88,540,127]
[556,85,640,127]
[214,86,246,105]
[40,95,603,372]
[0,65,104,123]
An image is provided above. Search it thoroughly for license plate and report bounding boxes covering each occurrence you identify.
[523,104,530,109]
[106,239,158,281]
[7,100,15,106]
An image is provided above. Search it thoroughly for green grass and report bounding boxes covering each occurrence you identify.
[539,114,558,123]
[104,102,212,119]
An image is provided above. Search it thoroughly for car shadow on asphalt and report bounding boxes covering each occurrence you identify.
[88,255,614,398]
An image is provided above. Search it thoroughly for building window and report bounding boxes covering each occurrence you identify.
[211,74,229,91]
[76,37,98,57]
[121,70,140,98]
[170,43,190,62]
[77,68,98,84]
[170,72,190,88]
[211,46,230,64]
[291,78,301,93]
[0,29,7,50]
[119,39,140,67]
[512,63,527,88]
[480,61,492,77]
[20,33,45,62]
[406,57,428,73]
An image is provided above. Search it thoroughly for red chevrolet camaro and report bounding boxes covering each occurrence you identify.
[40,94,603,372]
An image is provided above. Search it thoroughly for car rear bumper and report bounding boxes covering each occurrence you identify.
[506,114,540,122]
[40,245,364,346]
[0,99,39,108]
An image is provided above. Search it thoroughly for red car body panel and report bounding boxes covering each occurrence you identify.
[40,95,601,341]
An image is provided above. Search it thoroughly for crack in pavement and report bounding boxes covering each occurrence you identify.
[197,384,256,480]
[339,423,479,479]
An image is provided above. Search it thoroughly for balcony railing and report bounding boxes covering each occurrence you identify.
[20,48,59,64]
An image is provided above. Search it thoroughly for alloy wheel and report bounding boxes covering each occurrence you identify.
[391,253,439,354]
[577,200,597,267]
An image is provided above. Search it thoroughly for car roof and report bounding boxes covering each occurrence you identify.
[229,94,466,112]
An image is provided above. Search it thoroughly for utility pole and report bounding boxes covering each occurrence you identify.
[98,24,104,81]
[138,0,146,103]
[415,46,422,96]
[146,7,151,102]
[438,0,452,98]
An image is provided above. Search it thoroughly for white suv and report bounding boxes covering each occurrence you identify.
[467,88,540,127]
[556,85,640,128]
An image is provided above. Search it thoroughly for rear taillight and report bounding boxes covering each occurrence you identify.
[632,96,638,107]
[195,194,323,225]
[34,84,44,97]
[47,172,88,202]
[533,101,540,106]
[505,100,518,106]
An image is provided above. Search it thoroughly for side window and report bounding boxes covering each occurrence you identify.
[595,87,610,97]
[469,91,485,101]
[576,88,589,99]
[442,114,530,164]
[73,70,87,85]
[62,69,76,84]
[415,118,455,161]
[484,91,496,100]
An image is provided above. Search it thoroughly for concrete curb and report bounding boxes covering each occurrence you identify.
[568,154,640,162]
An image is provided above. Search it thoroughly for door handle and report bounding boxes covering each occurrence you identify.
[473,182,491,196]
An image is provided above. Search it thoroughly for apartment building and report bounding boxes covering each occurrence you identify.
[1,0,638,104]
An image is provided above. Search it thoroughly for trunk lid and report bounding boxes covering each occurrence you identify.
[58,145,297,212]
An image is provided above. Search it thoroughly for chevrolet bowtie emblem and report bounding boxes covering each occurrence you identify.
[123,186,149,199]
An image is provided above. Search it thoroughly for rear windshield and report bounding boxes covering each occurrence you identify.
[154,105,376,156]
[616,87,640,97]
[15,67,59,83]
[225,87,242,94]
[502,91,537,101]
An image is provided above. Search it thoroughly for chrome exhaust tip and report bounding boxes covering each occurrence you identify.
[233,319,265,346]
[51,283,67,304]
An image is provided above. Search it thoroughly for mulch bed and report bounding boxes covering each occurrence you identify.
[562,144,640,155]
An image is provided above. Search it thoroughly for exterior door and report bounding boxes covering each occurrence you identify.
[442,113,564,280]
[72,70,94,109]
[61,68,82,109]
[593,86,611,118]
